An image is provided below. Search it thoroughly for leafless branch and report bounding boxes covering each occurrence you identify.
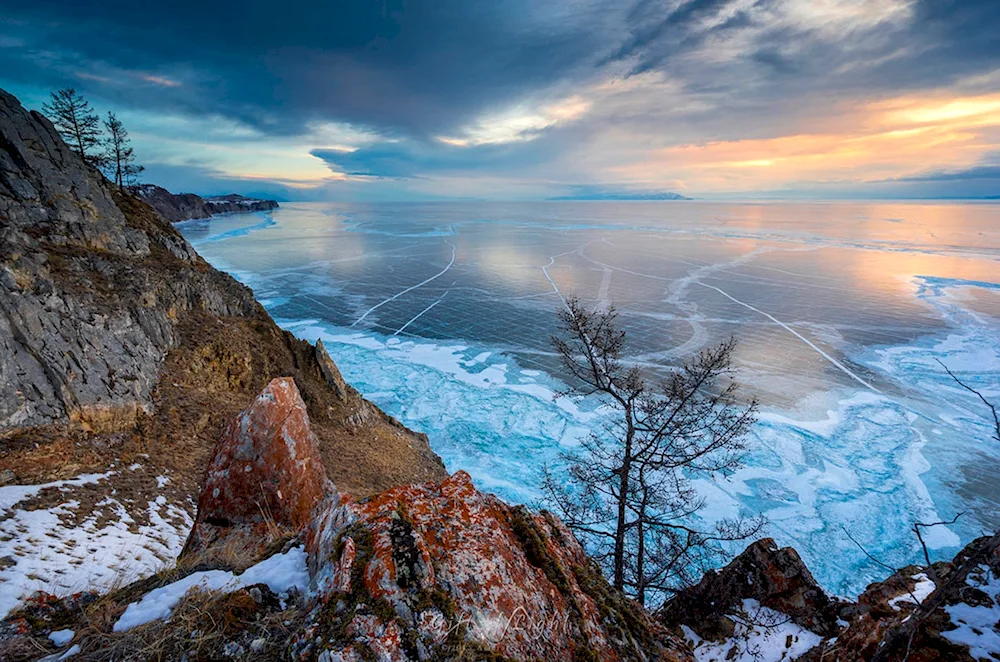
[936,358,1000,443]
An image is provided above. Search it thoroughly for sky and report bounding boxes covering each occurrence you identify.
[1,0,999,200]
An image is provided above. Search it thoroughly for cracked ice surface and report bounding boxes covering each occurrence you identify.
[180,201,1000,596]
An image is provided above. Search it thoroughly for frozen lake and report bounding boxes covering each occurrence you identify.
[178,200,1000,596]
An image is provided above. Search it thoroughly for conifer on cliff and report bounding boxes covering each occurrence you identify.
[42,88,104,167]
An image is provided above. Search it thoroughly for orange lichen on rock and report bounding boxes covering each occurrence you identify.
[182,377,334,561]
[304,471,683,661]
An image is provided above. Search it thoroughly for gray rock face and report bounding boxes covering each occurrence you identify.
[134,184,278,223]
[0,88,257,433]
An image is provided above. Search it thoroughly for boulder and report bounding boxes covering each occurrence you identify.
[182,377,334,561]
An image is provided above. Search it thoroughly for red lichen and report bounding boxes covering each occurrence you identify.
[182,377,333,559]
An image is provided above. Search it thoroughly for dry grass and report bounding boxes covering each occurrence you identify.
[69,584,303,661]
[2,541,307,662]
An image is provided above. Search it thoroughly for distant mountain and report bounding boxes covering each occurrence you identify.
[133,184,279,222]
[550,190,691,201]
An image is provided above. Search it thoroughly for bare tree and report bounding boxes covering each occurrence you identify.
[42,88,104,166]
[542,296,765,605]
[102,112,144,190]
[936,358,999,443]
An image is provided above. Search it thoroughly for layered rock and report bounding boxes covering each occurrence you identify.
[134,184,278,223]
[0,88,255,433]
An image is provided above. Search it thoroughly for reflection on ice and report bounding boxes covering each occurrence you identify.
[180,200,1000,597]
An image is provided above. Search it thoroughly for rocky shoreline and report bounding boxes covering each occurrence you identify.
[1,85,998,661]
[134,184,279,223]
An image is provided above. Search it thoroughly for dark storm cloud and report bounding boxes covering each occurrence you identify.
[311,138,554,179]
[5,0,999,142]
[605,0,1000,100]
[603,0,739,73]
[0,1,612,137]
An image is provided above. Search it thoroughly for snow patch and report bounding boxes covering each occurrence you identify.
[888,573,936,610]
[682,600,821,662]
[113,546,310,632]
[0,472,111,511]
[942,564,1000,661]
[0,479,192,618]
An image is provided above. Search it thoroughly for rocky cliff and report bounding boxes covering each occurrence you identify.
[0,86,445,625]
[134,184,279,223]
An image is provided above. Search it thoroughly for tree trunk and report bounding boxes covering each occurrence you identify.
[636,517,646,606]
[613,412,634,591]
[73,116,85,161]
[635,463,648,606]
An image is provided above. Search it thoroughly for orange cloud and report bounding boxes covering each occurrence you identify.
[611,91,1000,192]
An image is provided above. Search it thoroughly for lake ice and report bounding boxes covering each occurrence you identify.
[178,200,1000,597]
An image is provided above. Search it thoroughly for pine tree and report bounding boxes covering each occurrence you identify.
[42,88,104,166]
[102,112,144,190]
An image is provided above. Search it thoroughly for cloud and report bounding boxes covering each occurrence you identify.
[311,136,554,180]
[0,1,610,138]
[2,0,999,198]
[880,164,1000,183]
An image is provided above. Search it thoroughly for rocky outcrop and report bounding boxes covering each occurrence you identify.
[134,184,278,223]
[660,538,845,640]
[803,533,1000,662]
[182,378,334,561]
[302,472,692,661]
[182,378,691,661]
[0,88,256,433]
[658,532,1000,662]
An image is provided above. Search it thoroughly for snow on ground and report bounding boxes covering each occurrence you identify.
[0,473,110,510]
[682,600,822,662]
[0,471,192,618]
[39,643,81,661]
[943,564,1000,661]
[888,572,936,610]
[113,546,310,631]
